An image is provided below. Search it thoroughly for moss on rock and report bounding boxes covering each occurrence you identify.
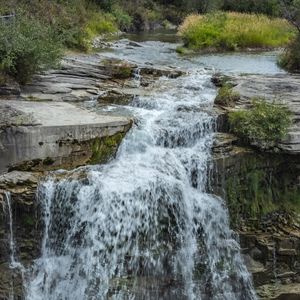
[102,58,136,79]
[216,152,300,228]
[89,132,126,165]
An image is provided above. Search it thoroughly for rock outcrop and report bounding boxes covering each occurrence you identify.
[0,100,131,173]
[213,73,300,154]
[211,132,300,300]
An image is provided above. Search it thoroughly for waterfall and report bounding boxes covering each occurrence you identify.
[5,191,24,271]
[25,71,257,300]
[4,191,18,268]
[4,192,25,300]
[133,67,141,88]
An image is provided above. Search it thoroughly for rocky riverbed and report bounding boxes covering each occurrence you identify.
[0,38,300,300]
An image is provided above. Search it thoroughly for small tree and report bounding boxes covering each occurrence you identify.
[280,0,300,32]
[0,14,62,83]
[279,0,300,72]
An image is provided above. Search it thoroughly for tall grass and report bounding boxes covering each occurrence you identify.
[178,12,295,51]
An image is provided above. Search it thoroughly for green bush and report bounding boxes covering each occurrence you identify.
[279,34,300,72]
[49,3,118,51]
[0,15,62,83]
[111,5,133,31]
[215,84,240,106]
[229,99,292,145]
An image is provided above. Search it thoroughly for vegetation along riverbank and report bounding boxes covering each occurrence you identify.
[0,0,300,84]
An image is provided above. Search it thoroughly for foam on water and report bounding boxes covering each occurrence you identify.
[24,70,257,300]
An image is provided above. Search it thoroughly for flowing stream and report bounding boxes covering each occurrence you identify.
[21,38,262,300]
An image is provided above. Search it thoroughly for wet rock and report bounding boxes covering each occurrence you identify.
[99,89,135,105]
[278,239,297,256]
[140,66,184,79]
[101,58,137,79]
[0,265,23,300]
[257,283,300,300]
[211,132,300,293]
[0,172,43,283]
[128,41,143,47]
[212,133,239,156]
[0,83,20,96]
[0,171,39,199]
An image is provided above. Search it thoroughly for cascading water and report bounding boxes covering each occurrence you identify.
[4,191,17,268]
[24,44,257,300]
[4,192,25,299]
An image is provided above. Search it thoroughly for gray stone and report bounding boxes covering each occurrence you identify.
[257,283,300,300]
[227,74,300,154]
[0,100,132,174]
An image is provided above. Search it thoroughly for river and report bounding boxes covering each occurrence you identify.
[22,33,284,300]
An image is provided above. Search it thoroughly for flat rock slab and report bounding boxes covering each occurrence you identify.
[0,101,131,174]
[2,100,129,127]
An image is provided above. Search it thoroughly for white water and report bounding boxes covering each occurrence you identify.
[4,192,17,267]
[23,67,257,300]
[4,191,25,271]
[4,192,25,300]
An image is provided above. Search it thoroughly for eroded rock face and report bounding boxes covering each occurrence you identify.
[211,133,300,299]
[0,171,41,300]
[211,70,300,298]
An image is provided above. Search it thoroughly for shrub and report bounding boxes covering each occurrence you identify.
[215,84,240,106]
[178,12,295,51]
[111,5,132,31]
[229,99,292,146]
[279,34,300,72]
[0,15,62,83]
[0,1,120,52]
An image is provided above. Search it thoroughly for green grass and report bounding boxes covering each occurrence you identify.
[83,11,118,49]
[178,12,295,52]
